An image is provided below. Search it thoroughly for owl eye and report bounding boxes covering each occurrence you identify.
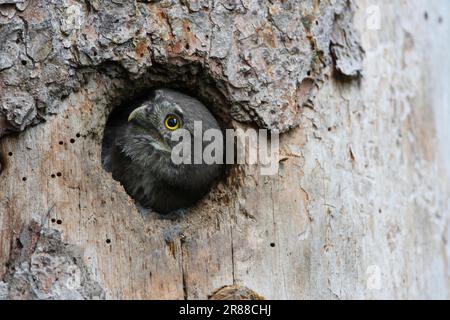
[164,114,181,130]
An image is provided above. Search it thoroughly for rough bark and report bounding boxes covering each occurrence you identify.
[0,0,449,299]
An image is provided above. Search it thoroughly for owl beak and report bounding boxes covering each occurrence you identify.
[150,141,172,153]
[128,106,147,122]
[127,105,171,153]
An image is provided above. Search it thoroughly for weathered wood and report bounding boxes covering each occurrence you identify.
[0,0,449,300]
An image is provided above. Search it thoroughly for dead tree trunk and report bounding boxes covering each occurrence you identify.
[0,0,449,299]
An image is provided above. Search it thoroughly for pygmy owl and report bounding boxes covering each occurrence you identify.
[102,89,223,214]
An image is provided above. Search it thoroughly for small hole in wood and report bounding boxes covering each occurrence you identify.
[70,138,75,144]
[8,152,13,156]
[22,177,27,182]
[76,133,81,138]
[106,239,111,244]
[51,174,56,178]
[59,141,64,145]
[21,60,27,66]
[15,238,23,249]
[51,218,56,223]
[270,243,275,247]
[56,172,62,177]
[185,43,190,50]
[56,219,62,225]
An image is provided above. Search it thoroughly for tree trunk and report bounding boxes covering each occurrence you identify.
[0,0,449,299]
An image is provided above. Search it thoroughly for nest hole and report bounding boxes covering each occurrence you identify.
[100,63,241,216]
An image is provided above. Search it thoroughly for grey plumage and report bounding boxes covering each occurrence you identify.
[102,89,223,214]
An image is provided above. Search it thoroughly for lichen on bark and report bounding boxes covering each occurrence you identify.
[0,219,104,300]
[0,0,363,137]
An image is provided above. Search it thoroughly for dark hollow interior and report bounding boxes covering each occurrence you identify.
[100,64,235,215]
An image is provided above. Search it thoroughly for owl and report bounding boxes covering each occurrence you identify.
[102,89,224,214]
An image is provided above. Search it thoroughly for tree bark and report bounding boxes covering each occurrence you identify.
[0,0,449,299]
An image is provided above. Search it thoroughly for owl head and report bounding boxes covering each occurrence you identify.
[116,89,223,186]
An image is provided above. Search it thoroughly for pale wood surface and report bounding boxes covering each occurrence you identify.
[0,0,450,299]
